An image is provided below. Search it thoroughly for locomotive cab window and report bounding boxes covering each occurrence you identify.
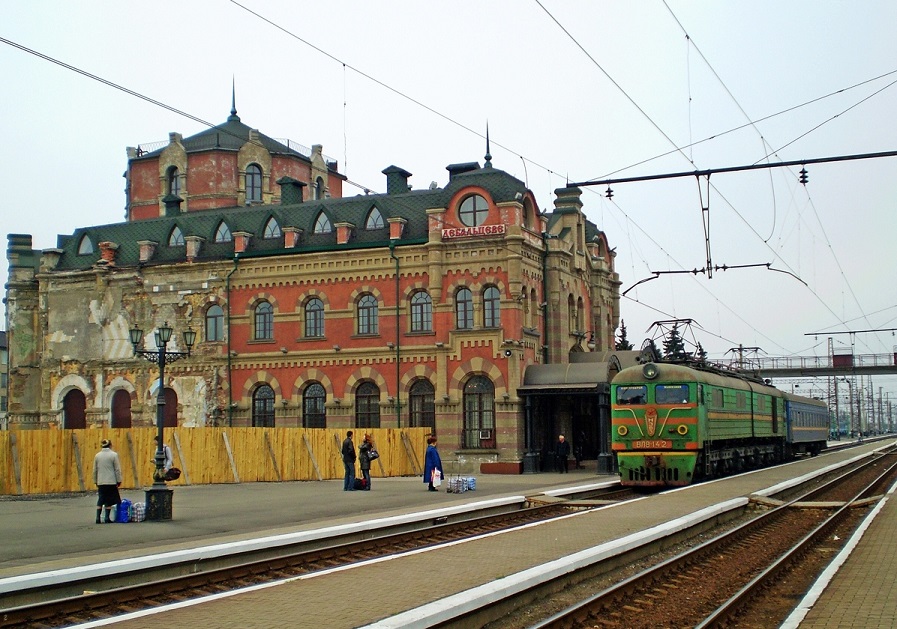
[655,385,689,404]
[616,385,647,405]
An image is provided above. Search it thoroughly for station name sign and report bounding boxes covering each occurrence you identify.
[441,224,507,239]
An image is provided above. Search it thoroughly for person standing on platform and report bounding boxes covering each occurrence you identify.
[423,436,444,492]
[555,434,570,473]
[342,430,357,491]
[358,433,374,490]
[93,439,122,523]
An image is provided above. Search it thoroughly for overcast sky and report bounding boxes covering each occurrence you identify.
[2,1,896,403]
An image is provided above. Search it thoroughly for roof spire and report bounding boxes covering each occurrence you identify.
[228,77,240,122]
[484,121,492,168]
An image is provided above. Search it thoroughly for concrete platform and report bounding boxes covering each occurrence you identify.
[1,440,894,628]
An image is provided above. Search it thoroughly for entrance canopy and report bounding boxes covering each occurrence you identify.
[518,363,611,395]
[517,351,644,395]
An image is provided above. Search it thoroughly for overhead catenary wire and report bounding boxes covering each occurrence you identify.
[2,12,893,361]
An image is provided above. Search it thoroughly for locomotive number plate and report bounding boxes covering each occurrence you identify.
[633,440,671,449]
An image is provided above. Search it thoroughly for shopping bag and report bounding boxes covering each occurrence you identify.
[432,469,442,487]
[116,498,132,523]
[130,502,146,522]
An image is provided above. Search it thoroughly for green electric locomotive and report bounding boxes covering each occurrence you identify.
[611,361,828,487]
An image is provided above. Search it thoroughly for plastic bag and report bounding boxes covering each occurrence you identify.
[432,469,442,487]
[116,498,132,523]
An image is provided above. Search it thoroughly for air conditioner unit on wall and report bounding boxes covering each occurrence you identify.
[479,430,492,440]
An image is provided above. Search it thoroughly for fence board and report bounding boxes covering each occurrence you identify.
[0,427,430,495]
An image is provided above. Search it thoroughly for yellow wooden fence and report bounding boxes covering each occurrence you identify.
[0,428,431,495]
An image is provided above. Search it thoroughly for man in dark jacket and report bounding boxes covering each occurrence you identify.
[342,431,357,491]
[555,434,570,473]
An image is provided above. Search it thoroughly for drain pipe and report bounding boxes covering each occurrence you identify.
[225,255,240,426]
[389,241,401,428]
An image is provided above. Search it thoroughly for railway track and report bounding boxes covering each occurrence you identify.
[0,486,631,628]
[526,451,897,629]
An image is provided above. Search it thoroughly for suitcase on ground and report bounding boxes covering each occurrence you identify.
[353,478,367,490]
[116,498,132,523]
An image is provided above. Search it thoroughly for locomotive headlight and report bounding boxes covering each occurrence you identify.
[676,424,688,435]
[617,425,628,436]
[642,363,659,379]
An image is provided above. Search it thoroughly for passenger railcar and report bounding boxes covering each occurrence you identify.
[611,362,829,487]
[783,391,829,456]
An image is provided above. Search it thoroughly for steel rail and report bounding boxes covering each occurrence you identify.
[697,454,897,627]
[0,487,633,628]
[527,451,897,629]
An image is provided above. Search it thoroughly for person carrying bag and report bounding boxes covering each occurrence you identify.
[423,435,443,492]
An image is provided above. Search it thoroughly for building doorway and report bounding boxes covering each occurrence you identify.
[111,389,132,428]
[63,389,87,429]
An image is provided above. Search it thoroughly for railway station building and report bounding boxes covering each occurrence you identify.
[4,105,623,473]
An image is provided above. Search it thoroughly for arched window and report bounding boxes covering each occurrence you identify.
[409,379,435,430]
[252,384,275,427]
[169,226,185,246]
[304,298,324,338]
[522,289,529,326]
[303,382,326,428]
[357,294,379,335]
[254,300,273,340]
[355,381,380,429]
[410,291,432,332]
[111,389,132,428]
[459,194,488,227]
[455,287,473,330]
[366,207,385,229]
[314,176,325,200]
[263,217,281,239]
[246,164,262,203]
[522,197,534,230]
[529,288,538,329]
[577,297,585,335]
[483,285,501,328]
[215,221,232,243]
[568,294,577,334]
[314,211,332,234]
[463,376,495,448]
[63,389,87,429]
[167,166,180,197]
[78,235,94,255]
[206,304,224,342]
[163,388,178,427]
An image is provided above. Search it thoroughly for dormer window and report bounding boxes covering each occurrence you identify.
[459,194,488,227]
[264,217,282,239]
[313,211,332,234]
[246,164,262,203]
[366,207,385,229]
[169,226,185,246]
[214,221,232,243]
[78,235,94,255]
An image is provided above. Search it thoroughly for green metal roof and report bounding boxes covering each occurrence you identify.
[53,163,541,271]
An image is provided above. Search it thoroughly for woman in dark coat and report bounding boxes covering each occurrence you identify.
[423,436,444,492]
[358,433,374,490]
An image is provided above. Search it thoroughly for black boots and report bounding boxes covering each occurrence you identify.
[104,507,113,523]
[96,510,102,524]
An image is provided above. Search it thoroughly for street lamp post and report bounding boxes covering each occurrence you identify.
[130,321,196,521]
